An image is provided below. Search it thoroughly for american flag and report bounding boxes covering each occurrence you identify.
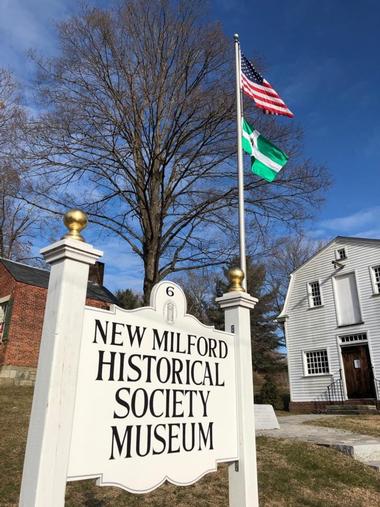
[241,54,293,118]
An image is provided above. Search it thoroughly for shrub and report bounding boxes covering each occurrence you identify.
[260,376,280,408]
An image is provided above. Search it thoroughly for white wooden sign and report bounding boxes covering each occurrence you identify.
[67,281,238,493]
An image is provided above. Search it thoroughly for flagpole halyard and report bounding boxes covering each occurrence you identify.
[234,34,247,291]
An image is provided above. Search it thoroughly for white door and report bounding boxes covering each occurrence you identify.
[334,273,361,326]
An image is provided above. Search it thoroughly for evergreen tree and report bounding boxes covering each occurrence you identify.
[259,375,280,407]
[115,288,143,310]
[207,257,282,374]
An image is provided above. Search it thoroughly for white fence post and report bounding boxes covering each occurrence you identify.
[19,211,102,507]
[216,268,259,507]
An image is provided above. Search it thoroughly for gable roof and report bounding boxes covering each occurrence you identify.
[291,236,380,276]
[277,235,380,321]
[0,258,119,305]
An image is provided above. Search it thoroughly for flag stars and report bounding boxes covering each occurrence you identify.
[240,53,294,118]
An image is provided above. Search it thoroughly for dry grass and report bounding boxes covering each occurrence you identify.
[303,415,380,438]
[0,385,33,507]
[274,410,293,417]
[257,437,380,507]
[65,468,228,507]
[1,385,380,506]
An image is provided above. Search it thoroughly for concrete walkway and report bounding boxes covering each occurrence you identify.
[258,414,380,471]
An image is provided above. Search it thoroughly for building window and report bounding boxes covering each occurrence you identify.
[0,301,9,343]
[340,332,367,344]
[371,265,380,294]
[308,281,322,307]
[336,248,347,260]
[304,349,329,375]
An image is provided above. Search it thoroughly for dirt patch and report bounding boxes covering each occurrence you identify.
[303,415,380,438]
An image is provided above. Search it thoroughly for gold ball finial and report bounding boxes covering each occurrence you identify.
[62,209,88,242]
[228,267,245,292]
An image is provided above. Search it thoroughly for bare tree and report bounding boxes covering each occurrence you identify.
[0,70,37,261]
[24,0,330,301]
[267,234,326,314]
[177,268,217,324]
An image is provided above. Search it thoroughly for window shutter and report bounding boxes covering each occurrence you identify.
[2,298,13,343]
[334,273,361,326]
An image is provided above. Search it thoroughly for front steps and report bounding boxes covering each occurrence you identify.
[367,461,380,471]
[325,403,379,415]
[260,414,380,473]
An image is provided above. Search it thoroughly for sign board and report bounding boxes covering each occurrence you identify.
[67,281,238,493]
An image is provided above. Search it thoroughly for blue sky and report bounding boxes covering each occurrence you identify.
[217,0,380,238]
[224,0,380,238]
[1,0,380,290]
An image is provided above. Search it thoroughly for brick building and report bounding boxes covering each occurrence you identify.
[0,257,119,385]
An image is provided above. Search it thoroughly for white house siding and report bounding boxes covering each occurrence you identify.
[281,238,380,403]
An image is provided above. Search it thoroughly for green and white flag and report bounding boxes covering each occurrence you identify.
[242,118,288,182]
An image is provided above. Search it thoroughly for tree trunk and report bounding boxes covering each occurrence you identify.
[143,238,161,305]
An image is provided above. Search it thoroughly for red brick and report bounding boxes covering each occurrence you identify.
[0,264,112,368]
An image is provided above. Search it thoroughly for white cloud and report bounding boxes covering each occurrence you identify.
[320,207,380,233]
[29,222,144,293]
[0,0,74,78]
[310,206,380,240]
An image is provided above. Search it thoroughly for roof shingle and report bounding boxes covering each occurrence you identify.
[1,258,119,305]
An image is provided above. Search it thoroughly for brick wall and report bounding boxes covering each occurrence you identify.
[0,263,112,370]
[86,298,110,310]
[289,401,318,413]
[0,264,16,365]
[4,281,47,367]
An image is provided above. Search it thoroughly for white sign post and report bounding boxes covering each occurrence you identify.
[67,280,238,492]
[216,269,259,507]
[19,213,259,506]
[19,231,102,506]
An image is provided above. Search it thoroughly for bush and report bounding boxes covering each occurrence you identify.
[280,392,290,411]
[260,376,280,408]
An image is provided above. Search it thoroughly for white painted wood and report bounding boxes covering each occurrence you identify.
[67,281,238,493]
[216,290,259,507]
[19,238,102,507]
[254,405,280,430]
[333,272,361,326]
[279,238,380,404]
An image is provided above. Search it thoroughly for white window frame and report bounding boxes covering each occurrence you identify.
[335,247,347,261]
[336,328,375,400]
[338,331,368,346]
[332,270,363,327]
[370,265,380,295]
[302,348,331,376]
[0,295,11,343]
[307,280,323,308]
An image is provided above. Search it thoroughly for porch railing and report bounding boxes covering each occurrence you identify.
[326,369,344,404]
[314,369,344,412]
[369,362,380,406]
[374,376,380,408]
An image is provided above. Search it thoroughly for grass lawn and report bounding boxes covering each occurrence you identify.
[303,414,380,439]
[1,385,380,507]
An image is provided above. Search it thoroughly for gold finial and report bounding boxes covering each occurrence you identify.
[62,209,88,242]
[228,267,245,292]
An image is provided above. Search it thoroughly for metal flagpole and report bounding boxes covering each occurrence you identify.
[234,34,247,290]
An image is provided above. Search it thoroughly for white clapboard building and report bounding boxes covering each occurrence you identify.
[278,236,380,412]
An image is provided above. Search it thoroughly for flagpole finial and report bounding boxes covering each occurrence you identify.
[234,33,239,42]
[228,267,245,292]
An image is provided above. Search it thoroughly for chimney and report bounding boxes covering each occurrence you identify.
[88,261,105,285]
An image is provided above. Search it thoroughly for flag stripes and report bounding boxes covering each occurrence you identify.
[241,118,288,182]
[241,54,293,118]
